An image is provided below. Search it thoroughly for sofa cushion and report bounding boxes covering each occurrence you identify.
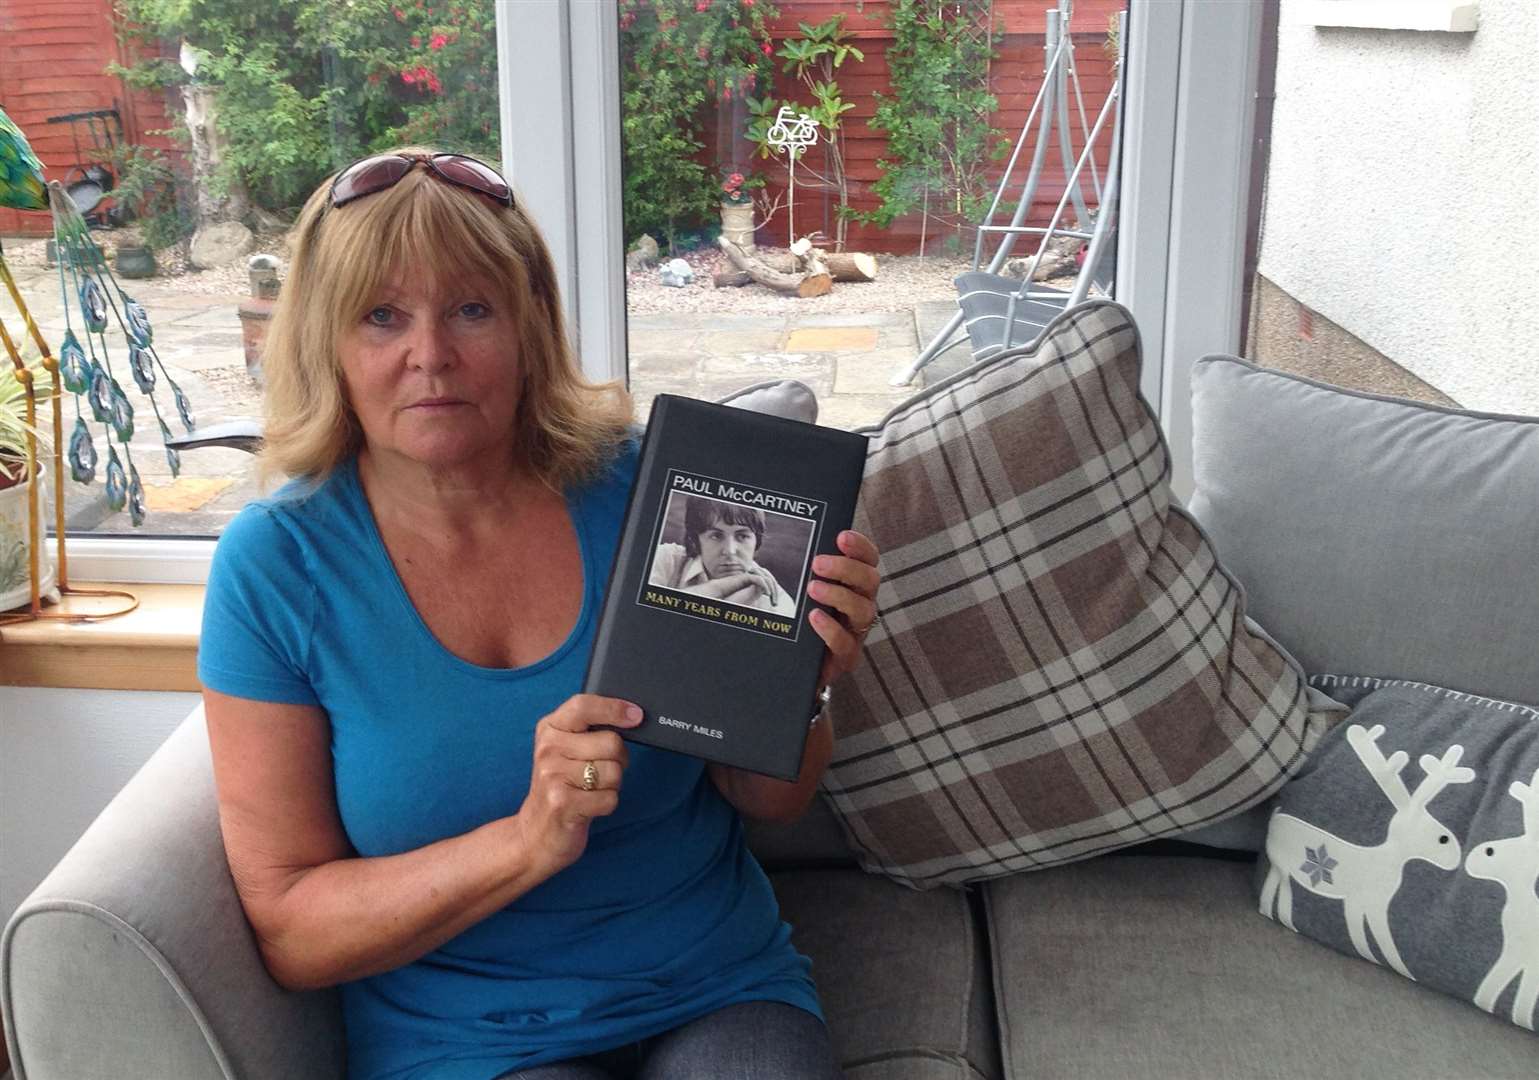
[1259,675,1539,1033]
[821,300,1344,888]
[984,854,1539,1080]
[716,377,819,423]
[1187,356,1539,708]
[771,869,1001,1080]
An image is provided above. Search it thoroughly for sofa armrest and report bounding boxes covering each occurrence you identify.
[1,706,345,1080]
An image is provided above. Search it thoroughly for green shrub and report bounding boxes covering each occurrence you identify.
[862,0,1002,254]
[619,0,778,252]
[114,0,500,213]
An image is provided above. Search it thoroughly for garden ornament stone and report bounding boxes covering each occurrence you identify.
[626,234,660,272]
[190,220,255,270]
[659,258,694,288]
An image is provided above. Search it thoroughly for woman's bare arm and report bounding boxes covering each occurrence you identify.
[204,688,636,991]
[709,712,832,823]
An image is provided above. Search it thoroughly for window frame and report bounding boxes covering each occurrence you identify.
[66,0,1260,584]
[512,0,1264,498]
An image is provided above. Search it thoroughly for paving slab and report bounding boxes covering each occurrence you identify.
[180,331,245,351]
[138,292,240,311]
[785,311,912,330]
[874,329,920,354]
[157,344,248,373]
[625,349,699,380]
[165,306,244,329]
[690,329,785,352]
[143,475,237,513]
[627,312,783,331]
[907,299,980,386]
[914,299,962,350]
[627,327,702,353]
[698,351,831,381]
[835,347,934,398]
[785,327,879,353]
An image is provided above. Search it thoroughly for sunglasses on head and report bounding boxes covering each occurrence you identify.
[329,152,514,209]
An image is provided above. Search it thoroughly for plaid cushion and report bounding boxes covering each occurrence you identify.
[824,300,1346,889]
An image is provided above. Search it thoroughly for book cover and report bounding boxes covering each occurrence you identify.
[583,395,868,780]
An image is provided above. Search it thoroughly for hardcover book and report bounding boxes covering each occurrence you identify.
[584,394,868,780]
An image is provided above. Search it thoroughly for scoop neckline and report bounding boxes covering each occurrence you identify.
[345,457,594,679]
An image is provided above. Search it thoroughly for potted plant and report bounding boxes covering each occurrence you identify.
[719,169,757,252]
[0,353,58,612]
[113,226,158,280]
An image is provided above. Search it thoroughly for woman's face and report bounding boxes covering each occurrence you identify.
[338,272,523,473]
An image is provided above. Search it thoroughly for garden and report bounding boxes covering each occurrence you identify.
[1,0,1118,540]
[98,0,1032,288]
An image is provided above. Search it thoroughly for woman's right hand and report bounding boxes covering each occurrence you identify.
[515,694,643,877]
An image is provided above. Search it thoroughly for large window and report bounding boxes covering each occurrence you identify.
[3,0,1276,579]
[615,0,1128,430]
[1,0,502,545]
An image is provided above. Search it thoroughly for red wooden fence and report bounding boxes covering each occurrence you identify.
[732,0,1126,252]
[0,0,180,237]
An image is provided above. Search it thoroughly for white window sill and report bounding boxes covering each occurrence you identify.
[1292,1,1478,32]
[57,536,216,585]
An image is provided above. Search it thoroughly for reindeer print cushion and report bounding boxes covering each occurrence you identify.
[1259,676,1539,1033]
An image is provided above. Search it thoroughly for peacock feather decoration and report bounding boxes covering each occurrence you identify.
[0,107,49,212]
[49,181,197,525]
[0,104,198,528]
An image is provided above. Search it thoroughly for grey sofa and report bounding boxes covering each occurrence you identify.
[6,357,1539,1079]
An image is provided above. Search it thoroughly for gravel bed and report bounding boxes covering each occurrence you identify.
[7,231,1079,316]
[0,232,286,296]
[625,247,981,316]
[129,234,290,296]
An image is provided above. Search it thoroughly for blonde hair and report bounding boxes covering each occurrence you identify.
[259,147,633,492]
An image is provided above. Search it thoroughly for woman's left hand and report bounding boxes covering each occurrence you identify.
[710,530,881,822]
[807,529,882,689]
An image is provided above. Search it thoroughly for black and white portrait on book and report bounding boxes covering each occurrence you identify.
[647,488,815,618]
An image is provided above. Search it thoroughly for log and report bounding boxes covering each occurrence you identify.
[712,250,877,287]
[823,251,878,283]
[717,237,832,298]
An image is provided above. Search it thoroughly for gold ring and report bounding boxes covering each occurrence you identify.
[853,612,879,635]
[582,761,598,791]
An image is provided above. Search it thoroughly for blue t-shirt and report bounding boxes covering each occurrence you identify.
[198,443,819,1080]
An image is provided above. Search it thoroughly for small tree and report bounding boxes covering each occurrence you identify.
[746,14,863,250]
[863,0,1002,256]
[113,0,502,217]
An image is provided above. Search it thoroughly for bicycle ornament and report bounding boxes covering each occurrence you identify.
[766,106,819,245]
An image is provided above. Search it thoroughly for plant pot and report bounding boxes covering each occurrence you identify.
[116,245,158,280]
[720,202,756,252]
[0,465,59,613]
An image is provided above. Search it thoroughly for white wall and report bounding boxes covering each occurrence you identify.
[0,688,199,922]
[1260,0,1539,415]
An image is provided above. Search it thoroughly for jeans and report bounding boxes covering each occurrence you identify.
[499,1001,842,1080]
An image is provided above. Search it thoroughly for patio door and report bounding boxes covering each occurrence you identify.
[497,0,1267,493]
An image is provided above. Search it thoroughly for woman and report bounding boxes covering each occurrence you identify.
[198,149,881,1080]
